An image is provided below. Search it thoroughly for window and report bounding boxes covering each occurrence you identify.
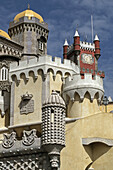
[0,66,8,81]
[39,41,43,51]
[51,108,54,123]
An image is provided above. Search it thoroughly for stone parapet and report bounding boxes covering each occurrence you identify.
[9,16,48,30]
[9,55,79,81]
[0,36,23,59]
[63,73,104,102]
[80,41,95,51]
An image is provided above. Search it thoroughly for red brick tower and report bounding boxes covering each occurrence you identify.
[63,39,69,59]
[63,30,104,79]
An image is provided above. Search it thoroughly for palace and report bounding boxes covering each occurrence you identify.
[0,6,113,170]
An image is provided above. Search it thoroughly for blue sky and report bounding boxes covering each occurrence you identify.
[0,0,113,99]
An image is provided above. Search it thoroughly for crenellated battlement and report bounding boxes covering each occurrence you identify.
[9,55,80,81]
[80,41,95,51]
[63,73,104,102]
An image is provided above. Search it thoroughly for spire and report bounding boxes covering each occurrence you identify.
[28,4,30,10]
[64,39,69,46]
[74,30,79,37]
[94,34,99,41]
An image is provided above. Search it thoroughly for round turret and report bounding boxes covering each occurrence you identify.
[41,91,66,169]
[94,34,101,59]
[63,39,69,59]
[74,30,80,55]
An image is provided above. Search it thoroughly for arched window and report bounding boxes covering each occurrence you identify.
[0,66,8,81]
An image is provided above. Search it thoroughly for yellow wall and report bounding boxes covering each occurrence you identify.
[13,71,42,125]
[49,71,63,94]
[100,103,113,113]
[67,93,100,118]
[0,115,5,128]
[61,112,113,170]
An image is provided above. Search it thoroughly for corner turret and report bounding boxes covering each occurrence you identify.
[94,34,101,60]
[63,39,69,59]
[74,30,80,55]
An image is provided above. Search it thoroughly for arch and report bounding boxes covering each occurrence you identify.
[28,70,35,82]
[64,72,71,78]
[47,68,54,75]
[94,92,99,99]
[11,74,17,81]
[11,74,19,86]
[20,72,27,84]
[56,70,63,76]
[84,91,91,101]
[74,92,80,101]
[28,70,35,77]
[37,69,44,76]
[40,36,47,43]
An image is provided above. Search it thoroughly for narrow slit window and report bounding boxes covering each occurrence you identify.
[39,41,43,51]
[51,109,54,123]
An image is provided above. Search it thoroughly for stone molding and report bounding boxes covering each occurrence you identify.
[0,81,11,92]
[82,137,113,146]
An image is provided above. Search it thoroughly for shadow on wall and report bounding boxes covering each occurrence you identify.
[84,142,111,170]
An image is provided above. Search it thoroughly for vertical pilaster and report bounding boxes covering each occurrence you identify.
[10,81,15,126]
[42,73,50,105]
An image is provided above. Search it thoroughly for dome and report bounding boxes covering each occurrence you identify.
[0,30,11,40]
[14,8,44,23]
[43,91,66,108]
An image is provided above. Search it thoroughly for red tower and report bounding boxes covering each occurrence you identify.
[94,34,101,59]
[63,30,105,78]
[63,39,69,59]
[74,30,80,55]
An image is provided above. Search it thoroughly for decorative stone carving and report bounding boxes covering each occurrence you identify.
[21,92,33,100]
[0,81,11,92]
[20,92,34,114]
[22,129,37,146]
[2,132,16,149]
[0,153,51,170]
[42,91,66,169]
[0,60,9,68]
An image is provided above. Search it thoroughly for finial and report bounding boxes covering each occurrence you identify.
[94,34,99,41]
[74,30,79,37]
[64,39,69,46]
[28,3,30,10]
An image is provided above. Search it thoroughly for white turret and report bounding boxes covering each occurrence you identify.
[74,30,79,37]
[64,39,69,46]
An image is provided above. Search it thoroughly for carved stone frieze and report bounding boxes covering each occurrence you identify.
[0,153,51,170]
[2,132,16,149]
[22,129,37,146]
[0,81,11,92]
[0,60,9,68]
